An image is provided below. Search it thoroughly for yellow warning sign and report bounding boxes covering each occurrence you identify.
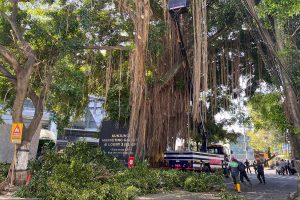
[11,123,23,144]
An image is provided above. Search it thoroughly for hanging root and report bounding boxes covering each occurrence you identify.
[192,0,208,123]
[127,0,151,156]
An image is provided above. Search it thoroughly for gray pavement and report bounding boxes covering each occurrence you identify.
[226,169,298,200]
[138,169,298,200]
[136,191,221,200]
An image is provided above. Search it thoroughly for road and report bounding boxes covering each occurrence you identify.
[137,169,297,200]
[226,168,298,200]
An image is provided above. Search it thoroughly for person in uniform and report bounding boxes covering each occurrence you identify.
[238,160,252,186]
[244,159,251,174]
[257,160,266,184]
[228,157,241,193]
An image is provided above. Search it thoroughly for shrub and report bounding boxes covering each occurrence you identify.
[97,183,127,200]
[184,172,225,192]
[13,186,30,198]
[19,142,124,199]
[184,175,207,192]
[218,191,243,200]
[0,163,9,182]
[113,161,161,194]
[46,180,79,200]
[125,186,141,200]
[15,142,227,199]
[159,170,181,190]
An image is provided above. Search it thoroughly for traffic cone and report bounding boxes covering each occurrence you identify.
[236,183,241,193]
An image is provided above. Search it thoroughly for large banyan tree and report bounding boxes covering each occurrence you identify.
[115,0,258,162]
[114,0,300,167]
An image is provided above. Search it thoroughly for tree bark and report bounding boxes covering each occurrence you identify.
[0,0,45,186]
[14,142,30,185]
[274,20,300,195]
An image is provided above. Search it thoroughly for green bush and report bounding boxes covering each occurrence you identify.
[184,172,224,192]
[13,186,30,198]
[218,191,243,200]
[0,163,9,182]
[18,142,125,199]
[125,186,141,200]
[159,170,181,190]
[113,162,161,194]
[97,183,127,200]
[15,142,227,199]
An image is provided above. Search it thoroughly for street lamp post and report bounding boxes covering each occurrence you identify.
[243,117,248,160]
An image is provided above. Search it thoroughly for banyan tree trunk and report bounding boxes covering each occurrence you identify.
[275,19,300,192]
[127,0,151,157]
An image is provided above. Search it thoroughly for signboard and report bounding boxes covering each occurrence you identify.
[11,123,23,144]
[99,121,136,164]
[230,136,254,161]
[282,144,288,152]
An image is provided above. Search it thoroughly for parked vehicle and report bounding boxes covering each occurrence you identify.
[164,145,230,173]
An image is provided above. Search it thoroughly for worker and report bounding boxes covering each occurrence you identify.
[228,157,241,193]
[244,159,251,174]
[257,160,266,184]
[253,160,257,174]
[238,160,252,186]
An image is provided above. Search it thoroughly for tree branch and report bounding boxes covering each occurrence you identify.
[0,45,19,70]
[0,11,24,43]
[1,1,37,63]
[208,27,228,42]
[0,63,17,84]
[114,1,136,21]
[291,25,300,38]
[1,0,24,42]
[26,88,44,141]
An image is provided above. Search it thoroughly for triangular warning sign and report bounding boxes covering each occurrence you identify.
[11,123,23,144]
[14,125,21,134]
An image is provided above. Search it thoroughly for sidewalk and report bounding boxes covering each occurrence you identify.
[136,190,221,200]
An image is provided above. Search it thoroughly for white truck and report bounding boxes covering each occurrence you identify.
[164,145,230,173]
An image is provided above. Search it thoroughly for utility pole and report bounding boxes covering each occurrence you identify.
[244,124,248,160]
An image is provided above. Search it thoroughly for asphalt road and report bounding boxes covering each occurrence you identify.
[137,168,298,200]
[226,168,298,200]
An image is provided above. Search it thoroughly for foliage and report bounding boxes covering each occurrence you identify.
[247,129,283,152]
[0,0,132,136]
[257,0,300,94]
[206,120,239,143]
[184,172,225,192]
[248,92,290,133]
[218,190,243,200]
[48,55,88,135]
[112,161,161,194]
[257,0,300,22]
[19,142,124,199]
[105,83,130,123]
[247,92,290,152]
[0,163,9,182]
[16,142,226,199]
